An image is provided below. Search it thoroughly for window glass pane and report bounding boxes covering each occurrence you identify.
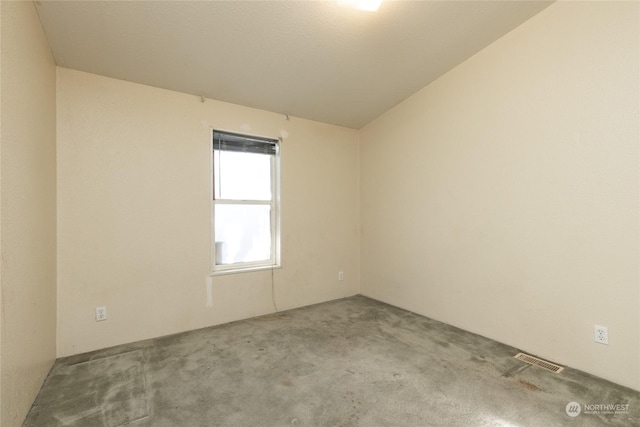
[214,204,271,265]
[214,150,271,201]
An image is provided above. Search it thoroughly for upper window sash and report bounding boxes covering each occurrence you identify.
[213,131,278,202]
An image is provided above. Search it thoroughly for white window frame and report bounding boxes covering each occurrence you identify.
[210,128,281,275]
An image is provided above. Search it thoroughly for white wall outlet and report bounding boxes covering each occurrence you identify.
[594,325,608,345]
[338,271,344,281]
[96,306,107,322]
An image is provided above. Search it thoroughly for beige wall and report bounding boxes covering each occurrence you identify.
[56,68,360,356]
[360,1,639,390]
[0,2,58,426]
[1,2,3,423]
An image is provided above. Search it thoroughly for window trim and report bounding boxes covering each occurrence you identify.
[210,128,281,275]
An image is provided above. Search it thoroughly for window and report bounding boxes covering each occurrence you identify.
[211,130,280,273]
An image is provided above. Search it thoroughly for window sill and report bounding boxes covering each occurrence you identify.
[210,264,281,276]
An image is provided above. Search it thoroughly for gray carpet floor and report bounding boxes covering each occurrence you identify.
[25,295,639,426]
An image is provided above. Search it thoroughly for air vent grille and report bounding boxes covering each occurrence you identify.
[515,352,564,373]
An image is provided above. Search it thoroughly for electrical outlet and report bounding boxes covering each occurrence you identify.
[96,306,107,322]
[338,271,344,281]
[594,325,608,345]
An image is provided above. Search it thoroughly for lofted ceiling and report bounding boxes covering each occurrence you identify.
[35,0,553,129]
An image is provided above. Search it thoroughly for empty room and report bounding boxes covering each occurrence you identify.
[1,0,639,425]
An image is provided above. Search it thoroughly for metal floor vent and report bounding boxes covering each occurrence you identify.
[515,352,564,373]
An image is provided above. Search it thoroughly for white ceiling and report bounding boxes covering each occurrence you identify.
[35,0,553,129]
